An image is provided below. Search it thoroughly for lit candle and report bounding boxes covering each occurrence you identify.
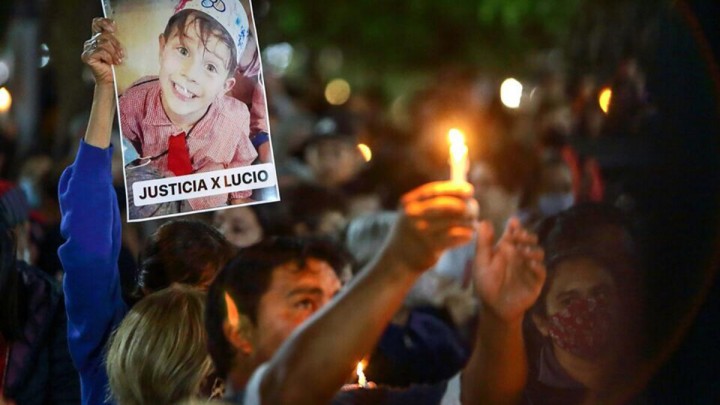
[356,361,367,388]
[448,128,468,182]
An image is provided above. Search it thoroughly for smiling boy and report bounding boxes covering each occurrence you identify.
[120,0,258,214]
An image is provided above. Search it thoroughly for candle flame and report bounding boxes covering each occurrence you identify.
[357,143,372,162]
[448,128,465,145]
[448,128,469,182]
[356,361,367,388]
[598,87,612,114]
[0,87,11,113]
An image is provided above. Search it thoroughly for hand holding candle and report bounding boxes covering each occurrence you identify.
[341,360,376,391]
[448,128,469,182]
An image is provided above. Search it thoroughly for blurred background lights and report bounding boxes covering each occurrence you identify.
[500,77,523,109]
[389,95,409,128]
[0,61,8,86]
[39,43,50,68]
[325,78,351,106]
[264,42,294,75]
[357,143,372,162]
[0,87,12,113]
[598,87,612,114]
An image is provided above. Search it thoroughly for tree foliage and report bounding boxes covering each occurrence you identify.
[258,0,582,77]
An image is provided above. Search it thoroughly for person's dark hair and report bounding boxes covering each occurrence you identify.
[250,203,293,238]
[532,202,641,318]
[206,236,350,378]
[136,220,237,297]
[163,9,238,76]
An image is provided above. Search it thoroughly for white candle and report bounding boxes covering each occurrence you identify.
[448,129,468,182]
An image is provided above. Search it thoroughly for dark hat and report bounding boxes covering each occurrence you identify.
[0,180,30,229]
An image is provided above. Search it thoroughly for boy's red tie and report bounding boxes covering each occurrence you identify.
[167,133,193,176]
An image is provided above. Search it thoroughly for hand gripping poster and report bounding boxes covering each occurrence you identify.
[102,0,279,221]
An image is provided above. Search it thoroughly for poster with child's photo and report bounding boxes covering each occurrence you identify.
[102,0,279,222]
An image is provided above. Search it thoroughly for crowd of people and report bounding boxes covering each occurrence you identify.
[0,0,718,404]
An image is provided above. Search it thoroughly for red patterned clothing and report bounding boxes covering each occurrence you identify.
[119,77,257,210]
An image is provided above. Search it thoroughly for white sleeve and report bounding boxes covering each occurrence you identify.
[440,373,462,405]
[242,363,270,405]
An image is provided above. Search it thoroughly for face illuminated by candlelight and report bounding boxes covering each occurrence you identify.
[206,238,349,387]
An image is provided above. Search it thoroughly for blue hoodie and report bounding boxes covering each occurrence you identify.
[58,141,128,405]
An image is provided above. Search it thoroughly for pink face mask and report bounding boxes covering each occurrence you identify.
[547,296,613,359]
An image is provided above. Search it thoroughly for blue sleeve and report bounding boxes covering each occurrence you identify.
[58,140,128,405]
[48,299,82,404]
[250,131,270,149]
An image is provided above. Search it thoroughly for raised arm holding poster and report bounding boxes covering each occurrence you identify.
[102,0,279,221]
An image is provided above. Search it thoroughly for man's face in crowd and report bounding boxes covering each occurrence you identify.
[250,257,342,363]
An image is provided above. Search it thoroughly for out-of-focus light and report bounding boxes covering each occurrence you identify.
[528,87,538,100]
[598,87,612,114]
[0,87,12,113]
[356,361,367,388]
[0,62,9,86]
[357,143,372,162]
[500,78,523,109]
[40,43,50,68]
[448,129,468,182]
[448,128,465,145]
[389,95,408,127]
[325,78,351,106]
[264,42,294,75]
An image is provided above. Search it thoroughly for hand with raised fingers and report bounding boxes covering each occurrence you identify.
[474,217,546,322]
[82,18,125,86]
[385,181,479,273]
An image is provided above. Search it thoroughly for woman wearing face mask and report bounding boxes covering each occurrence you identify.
[462,203,644,405]
[535,154,575,218]
[526,204,644,404]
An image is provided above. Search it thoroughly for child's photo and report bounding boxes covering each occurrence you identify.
[104,0,278,222]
